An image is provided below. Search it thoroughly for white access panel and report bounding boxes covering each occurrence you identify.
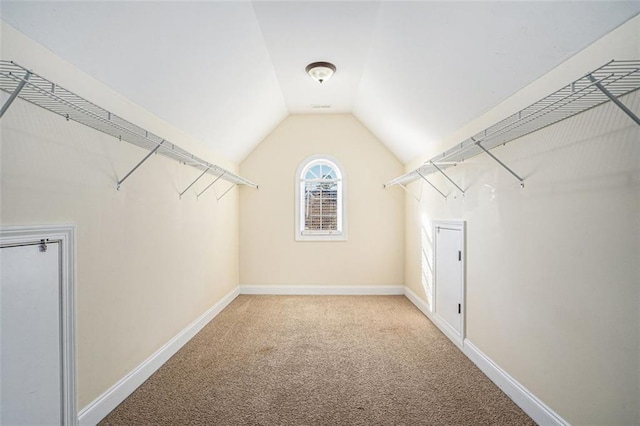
[434,221,465,344]
[1,241,63,425]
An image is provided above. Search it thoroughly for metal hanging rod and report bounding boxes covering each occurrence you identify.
[0,60,258,195]
[385,59,640,189]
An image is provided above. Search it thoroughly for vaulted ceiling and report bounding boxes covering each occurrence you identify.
[2,2,639,164]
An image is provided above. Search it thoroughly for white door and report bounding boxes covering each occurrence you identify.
[1,240,63,425]
[434,221,465,343]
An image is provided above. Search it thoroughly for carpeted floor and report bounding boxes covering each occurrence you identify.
[100,295,536,425]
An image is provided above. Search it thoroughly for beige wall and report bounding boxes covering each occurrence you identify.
[404,16,640,424]
[240,114,404,286]
[1,23,241,409]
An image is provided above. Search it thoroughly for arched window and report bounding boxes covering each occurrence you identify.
[295,155,346,241]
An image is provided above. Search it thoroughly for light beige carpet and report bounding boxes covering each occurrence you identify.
[100,295,536,425]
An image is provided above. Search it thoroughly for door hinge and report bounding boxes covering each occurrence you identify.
[458,303,461,314]
[458,250,461,261]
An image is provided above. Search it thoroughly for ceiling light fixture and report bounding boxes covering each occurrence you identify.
[305,61,336,84]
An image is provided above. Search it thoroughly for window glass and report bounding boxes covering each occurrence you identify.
[296,156,346,241]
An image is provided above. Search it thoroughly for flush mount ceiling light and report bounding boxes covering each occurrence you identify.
[305,61,336,84]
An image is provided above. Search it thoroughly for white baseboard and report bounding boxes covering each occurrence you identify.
[463,340,567,426]
[430,313,464,349]
[403,286,463,349]
[78,285,567,426]
[403,286,567,426]
[239,284,405,295]
[78,286,240,426]
[403,286,431,317]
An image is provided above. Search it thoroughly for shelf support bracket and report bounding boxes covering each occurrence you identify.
[0,71,32,119]
[117,141,164,190]
[396,183,421,202]
[430,161,464,195]
[179,167,210,199]
[588,74,640,126]
[216,183,236,201]
[474,140,525,188]
[196,171,226,198]
[416,170,447,199]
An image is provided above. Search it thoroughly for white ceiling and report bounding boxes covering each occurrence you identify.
[1,1,639,163]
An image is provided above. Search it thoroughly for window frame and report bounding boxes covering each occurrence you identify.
[294,154,347,242]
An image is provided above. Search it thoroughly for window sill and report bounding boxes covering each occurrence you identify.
[295,232,347,242]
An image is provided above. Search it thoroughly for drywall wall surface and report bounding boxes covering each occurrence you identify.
[402,150,445,308]
[459,93,638,425]
[239,114,404,286]
[403,16,640,424]
[1,22,241,409]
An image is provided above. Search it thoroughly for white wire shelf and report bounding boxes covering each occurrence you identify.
[0,60,258,197]
[385,59,640,192]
